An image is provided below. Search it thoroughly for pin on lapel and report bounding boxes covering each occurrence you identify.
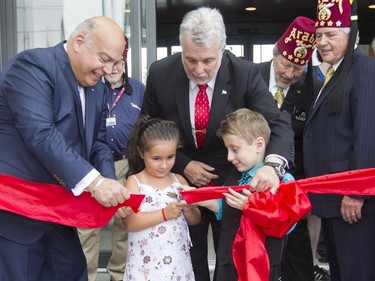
[222,90,227,95]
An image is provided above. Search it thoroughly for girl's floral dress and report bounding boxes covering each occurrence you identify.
[124,173,195,281]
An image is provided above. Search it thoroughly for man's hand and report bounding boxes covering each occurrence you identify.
[249,165,280,194]
[184,160,218,187]
[341,195,364,224]
[87,177,130,207]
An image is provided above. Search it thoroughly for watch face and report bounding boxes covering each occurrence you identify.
[264,162,285,178]
[277,166,286,177]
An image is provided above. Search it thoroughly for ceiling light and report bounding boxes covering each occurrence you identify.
[245,0,256,11]
[369,4,375,9]
[245,6,256,11]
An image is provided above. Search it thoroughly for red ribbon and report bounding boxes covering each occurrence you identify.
[0,173,145,228]
[181,168,375,281]
[1,168,375,279]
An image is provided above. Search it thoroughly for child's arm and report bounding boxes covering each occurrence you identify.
[179,184,220,212]
[181,204,201,225]
[176,175,201,225]
[224,187,252,211]
[123,176,183,232]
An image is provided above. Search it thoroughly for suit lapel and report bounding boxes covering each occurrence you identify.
[305,79,337,126]
[174,66,196,146]
[205,57,232,147]
[55,42,85,141]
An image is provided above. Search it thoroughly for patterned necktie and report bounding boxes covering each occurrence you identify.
[195,84,209,150]
[321,66,334,90]
[238,171,252,185]
[273,86,285,108]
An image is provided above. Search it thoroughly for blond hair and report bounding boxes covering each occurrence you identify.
[217,108,270,145]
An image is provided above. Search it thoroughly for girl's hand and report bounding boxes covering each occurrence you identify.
[182,201,193,212]
[116,206,134,218]
[224,188,252,210]
[163,202,184,220]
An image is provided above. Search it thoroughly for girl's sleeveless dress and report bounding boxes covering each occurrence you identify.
[124,173,195,281]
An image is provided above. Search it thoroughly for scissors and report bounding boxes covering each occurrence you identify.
[166,191,184,201]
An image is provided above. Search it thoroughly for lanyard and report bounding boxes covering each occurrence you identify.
[108,86,125,115]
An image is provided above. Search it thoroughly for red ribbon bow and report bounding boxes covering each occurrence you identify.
[181,168,375,281]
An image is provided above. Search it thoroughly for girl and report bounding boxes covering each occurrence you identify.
[123,116,201,281]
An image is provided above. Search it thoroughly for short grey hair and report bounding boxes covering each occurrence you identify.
[69,18,96,46]
[179,7,226,50]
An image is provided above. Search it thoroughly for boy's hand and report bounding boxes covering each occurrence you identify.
[224,188,251,210]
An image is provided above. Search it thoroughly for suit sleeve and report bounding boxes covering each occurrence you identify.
[2,52,100,190]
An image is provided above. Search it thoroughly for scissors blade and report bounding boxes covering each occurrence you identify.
[167,191,182,201]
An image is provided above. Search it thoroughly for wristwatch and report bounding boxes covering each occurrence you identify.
[264,162,285,179]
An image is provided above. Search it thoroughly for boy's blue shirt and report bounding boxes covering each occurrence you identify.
[215,162,296,234]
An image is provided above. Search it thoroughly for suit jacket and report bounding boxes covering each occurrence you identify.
[0,42,115,243]
[303,48,375,218]
[256,60,321,179]
[141,50,294,186]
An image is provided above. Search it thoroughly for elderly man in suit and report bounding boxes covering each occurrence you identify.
[0,16,130,281]
[304,1,375,280]
[255,16,326,281]
[140,7,294,281]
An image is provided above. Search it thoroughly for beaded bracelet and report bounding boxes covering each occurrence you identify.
[91,177,104,197]
[161,208,167,221]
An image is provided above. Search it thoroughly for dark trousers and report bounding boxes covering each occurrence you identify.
[322,214,375,281]
[189,207,221,281]
[0,224,87,281]
[281,219,315,281]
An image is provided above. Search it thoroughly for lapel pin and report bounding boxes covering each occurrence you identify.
[222,90,227,95]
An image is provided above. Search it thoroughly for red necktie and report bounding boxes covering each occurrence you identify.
[195,84,209,150]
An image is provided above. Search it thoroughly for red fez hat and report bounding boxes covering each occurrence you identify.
[316,0,356,28]
[276,16,316,66]
[123,35,129,60]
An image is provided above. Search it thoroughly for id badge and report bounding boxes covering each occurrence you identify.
[106,117,117,126]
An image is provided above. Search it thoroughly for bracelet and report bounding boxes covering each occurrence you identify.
[161,208,167,221]
[91,177,104,197]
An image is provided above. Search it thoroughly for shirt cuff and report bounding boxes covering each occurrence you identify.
[71,169,100,196]
[265,154,288,168]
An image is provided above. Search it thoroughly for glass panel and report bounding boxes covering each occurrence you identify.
[157,47,168,60]
[226,45,244,57]
[253,44,274,63]
[157,45,244,61]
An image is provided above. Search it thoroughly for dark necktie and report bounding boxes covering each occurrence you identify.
[238,172,252,185]
[195,84,209,150]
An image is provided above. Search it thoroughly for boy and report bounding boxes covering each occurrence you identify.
[199,108,294,281]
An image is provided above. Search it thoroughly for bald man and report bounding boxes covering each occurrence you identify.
[0,16,130,281]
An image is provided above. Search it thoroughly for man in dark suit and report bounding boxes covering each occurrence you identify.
[140,7,294,281]
[255,17,322,281]
[0,16,130,281]
[304,1,375,280]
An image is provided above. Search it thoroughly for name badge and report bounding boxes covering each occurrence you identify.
[106,117,116,126]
